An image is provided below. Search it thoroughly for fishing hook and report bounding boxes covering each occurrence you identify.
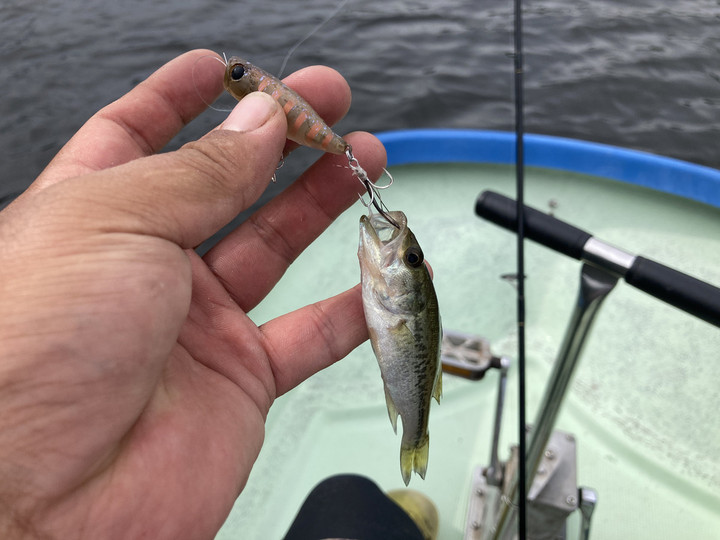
[345,147,400,229]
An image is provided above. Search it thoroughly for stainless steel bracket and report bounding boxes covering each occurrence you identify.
[491,263,617,539]
[578,487,598,540]
[464,466,500,540]
[486,356,511,487]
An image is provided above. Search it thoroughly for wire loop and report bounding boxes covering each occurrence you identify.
[345,147,400,229]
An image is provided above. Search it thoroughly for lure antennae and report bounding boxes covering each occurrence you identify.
[192,54,233,113]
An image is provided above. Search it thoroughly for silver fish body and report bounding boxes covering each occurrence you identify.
[358,211,442,486]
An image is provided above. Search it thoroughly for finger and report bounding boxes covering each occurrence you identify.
[31,49,226,191]
[44,92,288,249]
[259,284,368,397]
[425,260,434,279]
[204,131,387,312]
[282,65,351,126]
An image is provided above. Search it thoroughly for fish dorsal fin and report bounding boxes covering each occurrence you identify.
[384,384,399,434]
[433,322,443,404]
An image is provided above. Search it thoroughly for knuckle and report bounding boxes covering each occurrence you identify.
[308,302,341,361]
[247,211,296,267]
[179,136,243,192]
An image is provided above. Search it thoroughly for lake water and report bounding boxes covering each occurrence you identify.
[1,0,719,209]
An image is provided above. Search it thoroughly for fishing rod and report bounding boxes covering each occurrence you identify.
[513,0,528,536]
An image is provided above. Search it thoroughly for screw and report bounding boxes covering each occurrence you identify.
[566,495,577,506]
[548,199,559,215]
[472,520,481,530]
[544,449,556,460]
[476,488,485,497]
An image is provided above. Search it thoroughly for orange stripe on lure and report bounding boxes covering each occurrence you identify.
[223,57,349,155]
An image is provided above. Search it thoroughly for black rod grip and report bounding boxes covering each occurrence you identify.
[476,190,720,328]
[625,257,720,327]
[475,191,591,259]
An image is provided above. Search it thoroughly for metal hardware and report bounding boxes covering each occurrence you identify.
[525,264,618,490]
[578,487,598,540]
[581,237,636,277]
[464,466,500,540]
[492,263,618,539]
[486,356,511,486]
[526,431,578,540]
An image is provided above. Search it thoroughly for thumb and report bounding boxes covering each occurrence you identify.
[50,91,287,248]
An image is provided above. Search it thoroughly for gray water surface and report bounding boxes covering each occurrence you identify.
[2,0,719,207]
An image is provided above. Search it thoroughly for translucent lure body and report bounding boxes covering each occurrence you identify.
[224,56,349,155]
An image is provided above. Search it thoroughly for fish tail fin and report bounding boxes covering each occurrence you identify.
[400,433,430,486]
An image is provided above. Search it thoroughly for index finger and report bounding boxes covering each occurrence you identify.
[32,49,227,190]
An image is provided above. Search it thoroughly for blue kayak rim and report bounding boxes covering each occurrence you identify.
[376,129,720,208]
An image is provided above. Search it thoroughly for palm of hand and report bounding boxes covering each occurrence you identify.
[0,50,384,539]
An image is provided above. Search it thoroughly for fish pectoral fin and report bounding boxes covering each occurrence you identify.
[391,319,414,340]
[384,385,399,434]
[400,434,430,486]
[433,370,443,404]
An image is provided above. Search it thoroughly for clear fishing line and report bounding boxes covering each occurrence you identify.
[277,0,352,77]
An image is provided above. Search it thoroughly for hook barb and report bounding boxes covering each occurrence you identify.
[345,148,400,229]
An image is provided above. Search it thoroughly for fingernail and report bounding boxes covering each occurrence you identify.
[222,92,277,133]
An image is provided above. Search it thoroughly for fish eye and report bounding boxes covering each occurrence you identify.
[404,246,424,268]
[230,64,245,80]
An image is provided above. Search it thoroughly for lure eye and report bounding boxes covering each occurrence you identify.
[404,246,424,268]
[230,64,245,80]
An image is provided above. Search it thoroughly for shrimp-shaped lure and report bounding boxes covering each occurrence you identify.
[223,57,349,155]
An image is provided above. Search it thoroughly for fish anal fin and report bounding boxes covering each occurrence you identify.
[433,370,443,404]
[384,385,399,434]
[400,433,430,486]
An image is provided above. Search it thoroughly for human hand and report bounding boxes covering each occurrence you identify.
[0,49,385,539]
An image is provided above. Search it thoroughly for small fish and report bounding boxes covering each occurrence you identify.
[358,211,442,485]
[223,56,349,155]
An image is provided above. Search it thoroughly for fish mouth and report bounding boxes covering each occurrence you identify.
[361,211,407,246]
[359,211,408,268]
